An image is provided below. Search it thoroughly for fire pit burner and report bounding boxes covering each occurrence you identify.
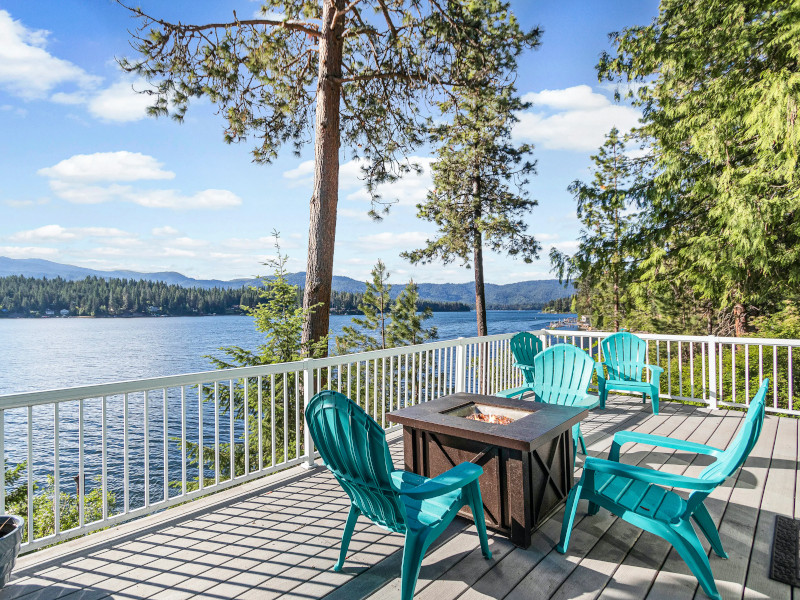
[444,402,532,425]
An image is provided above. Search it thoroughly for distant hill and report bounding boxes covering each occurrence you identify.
[0,257,572,309]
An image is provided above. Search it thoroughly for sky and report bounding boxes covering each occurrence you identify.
[0,0,659,285]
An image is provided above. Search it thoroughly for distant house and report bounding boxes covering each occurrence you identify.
[147,306,160,314]
[44,309,55,316]
[60,309,70,316]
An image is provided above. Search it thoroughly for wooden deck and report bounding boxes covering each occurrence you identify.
[4,395,797,600]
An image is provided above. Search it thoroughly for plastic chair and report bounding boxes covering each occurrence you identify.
[558,379,770,600]
[305,390,492,600]
[531,343,600,455]
[496,332,543,399]
[598,331,664,414]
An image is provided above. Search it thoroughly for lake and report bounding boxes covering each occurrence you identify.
[0,310,574,509]
[0,311,574,395]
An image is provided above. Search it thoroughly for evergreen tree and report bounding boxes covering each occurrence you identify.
[388,280,437,347]
[550,128,640,332]
[336,260,392,353]
[403,80,539,337]
[119,0,537,354]
[598,0,800,335]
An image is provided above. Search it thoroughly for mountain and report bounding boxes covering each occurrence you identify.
[0,257,573,308]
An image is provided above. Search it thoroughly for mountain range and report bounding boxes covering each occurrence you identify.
[0,257,573,308]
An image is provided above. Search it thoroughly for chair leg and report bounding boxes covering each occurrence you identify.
[669,523,722,600]
[400,530,431,600]
[334,505,360,571]
[692,503,727,558]
[557,482,583,554]
[588,501,600,516]
[650,386,660,415]
[598,384,607,409]
[572,424,587,455]
[467,482,492,559]
[642,392,647,403]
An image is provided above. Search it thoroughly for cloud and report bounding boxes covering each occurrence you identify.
[0,10,100,99]
[0,245,59,258]
[132,189,241,210]
[87,79,154,122]
[357,231,430,251]
[38,151,174,182]
[8,225,137,243]
[38,152,242,210]
[515,85,641,152]
[152,226,180,237]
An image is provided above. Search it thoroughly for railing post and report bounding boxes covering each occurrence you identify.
[455,338,466,393]
[707,336,718,409]
[301,358,316,469]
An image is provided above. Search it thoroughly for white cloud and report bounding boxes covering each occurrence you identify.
[0,245,59,258]
[523,86,608,111]
[9,225,76,242]
[283,160,314,184]
[38,151,174,183]
[339,208,372,221]
[515,85,641,152]
[357,231,429,250]
[0,10,100,99]
[132,189,241,210]
[152,226,180,237]
[550,240,580,252]
[88,79,154,122]
[38,152,241,210]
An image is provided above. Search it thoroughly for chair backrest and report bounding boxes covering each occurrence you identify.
[510,332,543,384]
[699,379,769,483]
[602,332,648,381]
[532,344,596,406]
[305,390,406,532]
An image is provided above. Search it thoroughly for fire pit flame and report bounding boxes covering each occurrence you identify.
[466,413,514,425]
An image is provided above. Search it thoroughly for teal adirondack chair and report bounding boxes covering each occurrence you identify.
[558,379,770,600]
[496,332,543,399]
[305,390,492,600]
[531,343,600,455]
[598,331,664,414]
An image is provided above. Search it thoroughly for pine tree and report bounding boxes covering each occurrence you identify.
[388,280,437,347]
[336,260,392,353]
[119,0,538,354]
[403,82,539,337]
[599,0,800,335]
[550,128,640,332]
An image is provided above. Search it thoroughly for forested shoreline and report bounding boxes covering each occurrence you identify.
[0,276,471,318]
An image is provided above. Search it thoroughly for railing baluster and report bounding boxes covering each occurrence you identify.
[163,388,168,502]
[54,403,60,534]
[124,392,129,512]
[0,410,4,516]
[283,374,288,462]
[667,342,672,397]
[689,343,695,399]
[678,342,683,397]
[257,376,263,472]
[102,395,107,520]
[79,398,85,524]
[214,382,220,487]
[745,344,751,401]
[144,392,149,507]
[245,378,250,477]
[27,406,33,544]
[773,345,779,409]
[789,347,794,412]
[229,379,235,480]
[270,374,276,467]
[197,384,203,491]
[181,387,186,496]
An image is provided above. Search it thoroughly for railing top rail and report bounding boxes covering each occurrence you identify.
[3,326,800,409]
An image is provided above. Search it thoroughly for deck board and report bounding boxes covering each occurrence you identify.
[1,395,795,600]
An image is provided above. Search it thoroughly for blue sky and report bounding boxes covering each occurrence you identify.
[0,0,658,284]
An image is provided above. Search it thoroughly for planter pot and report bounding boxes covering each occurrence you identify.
[0,516,23,589]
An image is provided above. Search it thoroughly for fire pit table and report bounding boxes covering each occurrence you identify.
[388,392,588,548]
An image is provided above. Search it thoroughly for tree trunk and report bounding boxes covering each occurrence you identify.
[472,192,487,337]
[301,0,345,357]
[734,303,746,337]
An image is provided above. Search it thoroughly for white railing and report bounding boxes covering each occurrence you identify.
[1,329,797,551]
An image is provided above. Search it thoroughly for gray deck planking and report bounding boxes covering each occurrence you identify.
[0,395,794,600]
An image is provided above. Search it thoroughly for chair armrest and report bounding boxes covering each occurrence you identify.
[513,362,535,372]
[397,463,483,500]
[595,362,606,383]
[609,431,722,462]
[645,364,664,376]
[583,457,717,491]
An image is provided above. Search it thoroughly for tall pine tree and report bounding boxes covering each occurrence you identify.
[403,82,539,336]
